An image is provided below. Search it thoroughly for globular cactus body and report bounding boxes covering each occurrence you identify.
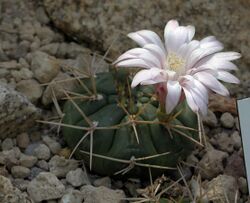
[62,71,198,177]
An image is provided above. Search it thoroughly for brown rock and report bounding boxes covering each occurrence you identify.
[208,94,237,115]
[16,133,30,149]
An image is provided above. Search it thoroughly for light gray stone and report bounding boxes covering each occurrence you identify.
[11,166,30,179]
[35,6,50,24]
[0,60,19,69]
[31,51,60,83]
[0,147,21,166]
[33,144,51,160]
[238,177,248,195]
[66,168,90,187]
[204,175,238,203]
[0,68,9,77]
[28,167,45,180]
[40,43,59,56]
[57,42,90,58]
[202,109,218,127]
[19,154,38,168]
[0,175,31,203]
[231,131,242,150]
[42,135,62,154]
[12,178,30,192]
[211,132,234,153]
[59,189,84,203]
[198,148,228,179]
[16,79,44,103]
[1,138,14,151]
[49,155,79,178]
[27,172,65,202]
[81,185,126,203]
[93,176,111,188]
[220,112,235,128]
[11,68,33,82]
[36,160,49,171]
[25,143,41,156]
[0,84,41,139]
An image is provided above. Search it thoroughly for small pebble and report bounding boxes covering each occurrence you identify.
[220,112,235,128]
[42,135,61,154]
[66,168,90,187]
[12,178,30,191]
[59,189,84,203]
[238,177,248,194]
[36,160,49,171]
[93,176,111,188]
[11,166,30,178]
[34,144,51,160]
[202,109,218,127]
[231,131,242,150]
[49,155,78,178]
[28,167,45,180]
[1,138,14,151]
[16,132,30,149]
[19,154,38,168]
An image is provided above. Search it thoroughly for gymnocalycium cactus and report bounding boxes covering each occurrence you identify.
[62,69,198,177]
[62,19,240,177]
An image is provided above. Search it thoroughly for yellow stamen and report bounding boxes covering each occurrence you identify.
[166,53,185,75]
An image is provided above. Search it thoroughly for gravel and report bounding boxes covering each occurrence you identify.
[27,172,65,202]
[66,168,90,187]
[33,143,51,160]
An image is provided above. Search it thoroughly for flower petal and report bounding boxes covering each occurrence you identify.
[131,68,166,88]
[128,30,164,50]
[182,87,199,113]
[115,58,151,69]
[187,25,195,41]
[113,48,145,64]
[164,20,179,45]
[114,47,163,68]
[213,52,241,61]
[178,40,200,60]
[194,72,229,96]
[196,59,238,71]
[165,81,182,114]
[189,88,207,115]
[182,80,207,115]
[217,71,240,84]
[166,26,189,53]
[200,36,217,43]
[138,51,162,67]
[166,70,177,80]
[187,43,224,70]
[180,75,208,105]
[143,44,166,68]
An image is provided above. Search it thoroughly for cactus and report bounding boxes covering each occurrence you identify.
[62,69,198,177]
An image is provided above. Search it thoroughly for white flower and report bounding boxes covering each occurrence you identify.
[114,20,240,116]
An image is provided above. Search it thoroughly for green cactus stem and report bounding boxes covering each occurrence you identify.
[62,69,199,177]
